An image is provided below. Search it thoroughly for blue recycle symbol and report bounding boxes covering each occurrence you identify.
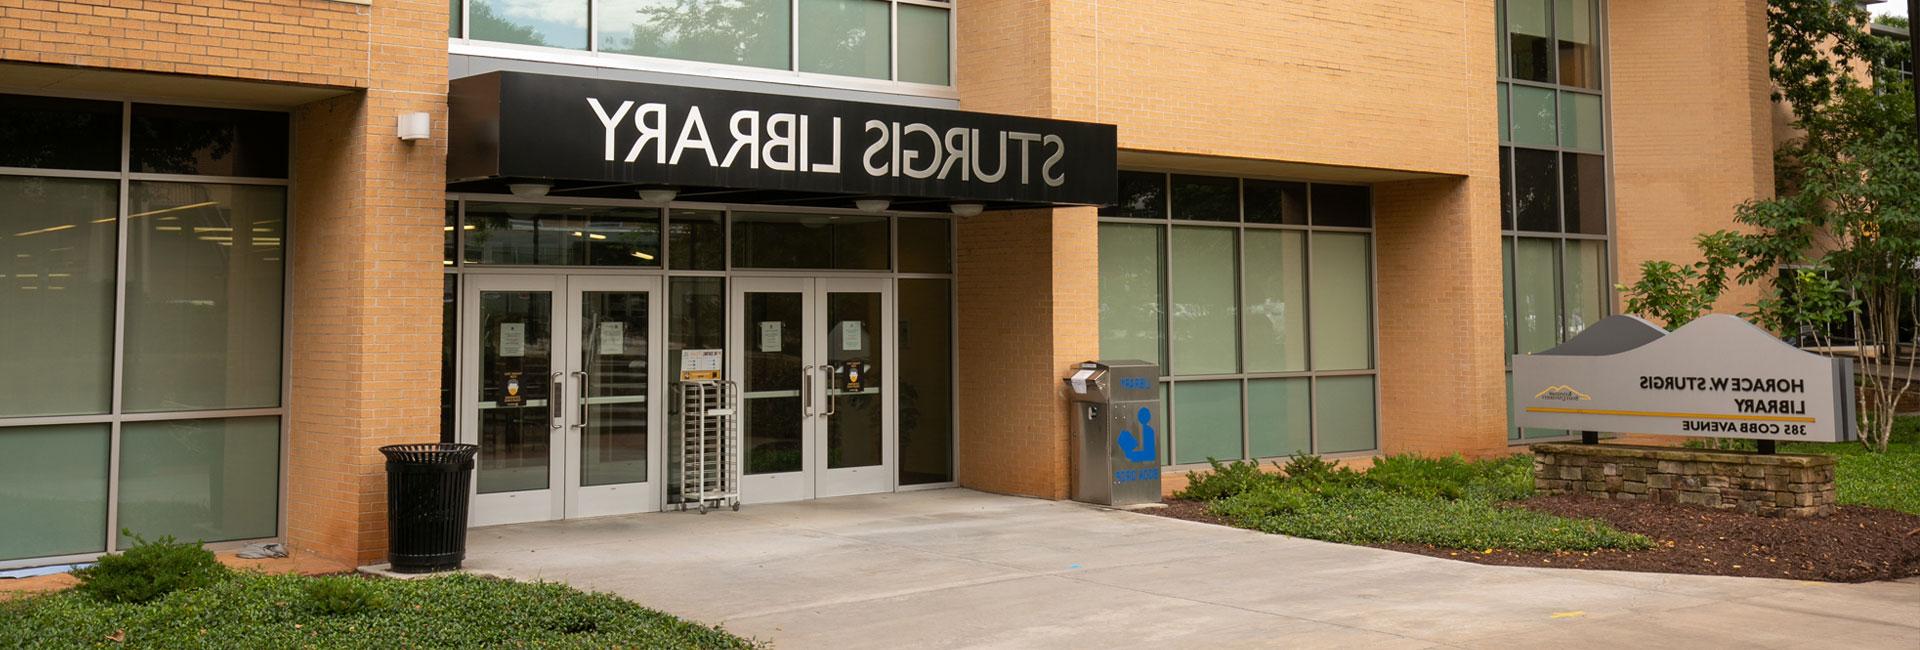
[1117,407,1158,463]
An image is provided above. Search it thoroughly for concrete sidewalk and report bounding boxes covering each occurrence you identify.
[462,489,1920,649]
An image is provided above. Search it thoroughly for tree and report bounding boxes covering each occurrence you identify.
[1620,0,1919,453]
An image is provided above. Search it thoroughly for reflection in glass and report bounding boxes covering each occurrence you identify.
[1507,0,1553,83]
[1173,381,1241,465]
[1316,376,1376,453]
[445,201,459,266]
[1309,184,1372,228]
[1507,85,1557,147]
[669,209,724,270]
[1563,240,1606,340]
[580,291,650,486]
[826,291,882,469]
[0,425,108,561]
[1500,147,1514,229]
[1562,153,1607,234]
[667,277,725,497]
[597,0,790,69]
[123,182,286,413]
[130,104,289,178]
[0,176,117,417]
[1559,91,1604,151]
[0,94,121,171]
[465,203,662,266]
[1098,224,1165,368]
[1512,148,1560,232]
[478,290,554,493]
[1556,0,1601,90]
[797,0,890,80]
[1170,227,1238,375]
[1248,378,1311,458]
[732,212,887,269]
[1102,171,1166,218]
[897,279,952,485]
[470,0,587,49]
[1514,237,1560,354]
[897,4,951,85]
[1170,174,1238,222]
[1243,179,1307,225]
[1243,230,1306,373]
[1309,233,1372,371]
[442,275,458,440]
[743,292,804,474]
[896,217,951,273]
[119,416,279,545]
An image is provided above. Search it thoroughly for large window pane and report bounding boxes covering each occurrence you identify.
[0,425,108,561]
[666,276,727,498]
[1507,0,1553,82]
[897,217,951,273]
[1503,237,1517,355]
[1242,230,1306,373]
[1512,148,1560,232]
[898,279,953,485]
[1563,240,1607,339]
[1170,174,1238,222]
[1560,91,1604,152]
[1101,171,1166,218]
[731,212,888,269]
[1514,237,1560,353]
[1,176,117,418]
[124,182,285,412]
[1556,0,1601,90]
[465,203,663,266]
[898,4,951,85]
[1309,233,1373,370]
[1317,376,1376,453]
[1098,223,1165,368]
[469,0,588,49]
[1243,179,1307,225]
[451,0,461,36]
[669,209,724,270]
[1248,378,1310,458]
[442,275,458,441]
[1170,227,1238,375]
[119,417,280,545]
[130,104,288,178]
[0,94,121,171]
[1507,85,1557,147]
[1310,184,1372,228]
[797,0,890,80]
[597,0,791,69]
[1500,147,1514,230]
[1173,381,1242,464]
[1563,152,1607,234]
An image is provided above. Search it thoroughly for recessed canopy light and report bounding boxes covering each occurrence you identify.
[855,198,890,213]
[637,187,678,203]
[508,183,551,198]
[949,203,984,217]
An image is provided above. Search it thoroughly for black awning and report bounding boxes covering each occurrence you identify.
[448,72,1117,209]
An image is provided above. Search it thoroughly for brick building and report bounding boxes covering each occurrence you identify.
[0,0,1779,569]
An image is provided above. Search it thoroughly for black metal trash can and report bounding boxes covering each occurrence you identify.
[380,443,479,573]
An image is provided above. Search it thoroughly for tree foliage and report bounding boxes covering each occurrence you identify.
[1621,0,1918,453]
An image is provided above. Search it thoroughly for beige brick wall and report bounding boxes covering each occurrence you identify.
[1609,0,1774,317]
[0,0,372,88]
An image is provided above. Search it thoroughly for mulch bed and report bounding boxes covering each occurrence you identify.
[1149,495,1920,583]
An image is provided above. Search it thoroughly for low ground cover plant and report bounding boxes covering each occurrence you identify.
[6,537,756,649]
[1176,453,1652,552]
[1686,416,1920,515]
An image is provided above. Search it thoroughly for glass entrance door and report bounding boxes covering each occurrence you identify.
[462,275,661,527]
[731,277,893,504]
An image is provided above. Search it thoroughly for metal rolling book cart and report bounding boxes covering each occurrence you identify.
[676,379,740,513]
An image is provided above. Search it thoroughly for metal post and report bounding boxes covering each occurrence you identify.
[1580,430,1600,445]
[1757,440,1777,455]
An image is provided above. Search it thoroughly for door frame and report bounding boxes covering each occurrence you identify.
[460,274,665,527]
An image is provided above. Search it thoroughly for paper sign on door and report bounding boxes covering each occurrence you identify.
[499,323,526,358]
[598,322,624,355]
[679,349,722,380]
[759,321,782,352]
[840,321,863,351]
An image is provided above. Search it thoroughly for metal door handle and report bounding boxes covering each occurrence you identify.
[801,365,814,416]
[822,365,839,417]
[571,371,588,430]
[550,371,565,430]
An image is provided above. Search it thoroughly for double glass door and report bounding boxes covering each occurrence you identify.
[732,277,894,503]
[460,275,662,527]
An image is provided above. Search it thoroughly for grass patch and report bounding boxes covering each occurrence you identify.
[1178,454,1652,552]
[0,572,755,649]
[1687,415,1920,515]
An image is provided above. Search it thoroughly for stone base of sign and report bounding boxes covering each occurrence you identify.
[1532,443,1836,517]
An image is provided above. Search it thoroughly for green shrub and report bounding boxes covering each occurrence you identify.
[1174,458,1274,501]
[73,531,231,604]
[1217,489,1652,552]
[1362,454,1476,499]
[302,575,388,616]
[1278,453,1360,489]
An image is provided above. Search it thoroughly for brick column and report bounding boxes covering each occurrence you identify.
[285,0,448,568]
[954,207,1099,499]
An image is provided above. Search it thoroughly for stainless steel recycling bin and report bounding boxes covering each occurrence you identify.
[1063,360,1163,506]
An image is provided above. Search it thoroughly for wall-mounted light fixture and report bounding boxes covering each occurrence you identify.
[396,112,431,141]
[949,203,984,217]
[855,198,891,213]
